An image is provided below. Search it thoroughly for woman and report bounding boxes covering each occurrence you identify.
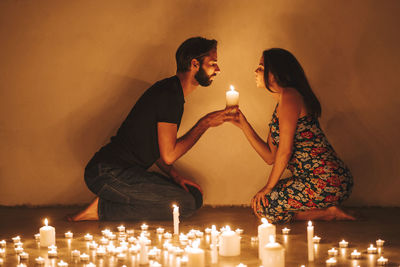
[232,48,355,223]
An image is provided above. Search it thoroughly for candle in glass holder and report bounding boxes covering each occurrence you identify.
[226,85,239,107]
[12,236,21,243]
[48,249,57,257]
[80,253,89,261]
[15,247,24,254]
[34,234,40,241]
[57,260,68,267]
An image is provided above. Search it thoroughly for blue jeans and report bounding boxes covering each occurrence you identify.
[84,161,203,221]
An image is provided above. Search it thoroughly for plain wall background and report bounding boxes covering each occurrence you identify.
[1,0,399,206]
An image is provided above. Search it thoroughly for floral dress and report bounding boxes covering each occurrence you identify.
[255,105,353,223]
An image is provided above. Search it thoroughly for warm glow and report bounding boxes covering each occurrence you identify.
[261,218,268,224]
[308,221,313,227]
[44,218,48,226]
[230,85,235,91]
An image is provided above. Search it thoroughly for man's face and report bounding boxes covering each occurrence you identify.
[195,48,220,87]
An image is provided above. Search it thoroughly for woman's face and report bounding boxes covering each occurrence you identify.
[255,56,265,88]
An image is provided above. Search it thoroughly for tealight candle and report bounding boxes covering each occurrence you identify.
[164,232,172,239]
[367,244,377,254]
[281,227,290,235]
[40,219,55,247]
[196,231,204,238]
[258,218,276,259]
[101,229,111,236]
[48,249,57,257]
[34,234,40,241]
[99,237,109,245]
[80,253,89,261]
[156,227,165,234]
[15,247,24,254]
[351,249,361,259]
[226,85,239,107]
[261,236,285,267]
[0,240,6,247]
[376,239,385,247]
[57,260,68,266]
[150,261,162,267]
[0,248,5,257]
[96,247,106,256]
[19,251,29,260]
[235,229,243,235]
[126,229,134,235]
[48,245,57,251]
[205,228,212,234]
[0,258,3,266]
[86,263,96,267]
[187,240,205,267]
[219,226,240,256]
[236,264,247,267]
[141,224,148,231]
[116,253,126,261]
[71,250,80,257]
[328,248,338,256]
[64,231,73,238]
[14,242,23,248]
[326,257,337,266]
[35,256,45,264]
[312,236,321,243]
[108,233,116,240]
[377,256,388,265]
[128,236,136,244]
[84,234,93,241]
[117,225,125,232]
[12,236,21,243]
[339,239,349,248]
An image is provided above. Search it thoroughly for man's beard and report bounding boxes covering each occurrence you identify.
[195,66,214,87]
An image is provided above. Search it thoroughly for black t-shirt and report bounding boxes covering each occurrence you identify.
[90,76,185,169]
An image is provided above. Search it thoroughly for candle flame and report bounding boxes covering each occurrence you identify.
[261,218,268,224]
[308,221,312,227]
[230,85,235,91]
[172,204,178,209]
[225,225,231,231]
[192,239,200,249]
[44,218,48,226]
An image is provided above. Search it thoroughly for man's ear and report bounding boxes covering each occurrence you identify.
[191,58,200,70]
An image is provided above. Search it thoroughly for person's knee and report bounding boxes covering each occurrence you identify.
[179,189,202,218]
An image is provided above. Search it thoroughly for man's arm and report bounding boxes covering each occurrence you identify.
[157,108,233,165]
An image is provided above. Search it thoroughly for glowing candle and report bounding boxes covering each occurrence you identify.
[57,260,68,266]
[367,244,377,254]
[0,240,6,247]
[235,229,243,235]
[141,224,148,231]
[258,218,276,259]
[376,239,385,247]
[164,232,172,239]
[187,240,205,267]
[211,225,218,264]
[326,257,337,266]
[48,249,57,257]
[34,234,40,241]
[126,229,134,235]
[377,256,388,265]
[156,227,165,234]
[117,225,125,232]
[0,248,5,257]
[39,218,55,247]
[80,253,89,261]
[138,235,149,265]
[219,226,240,256]
[14,247,24,254]
[19,251,29,260]
[99,237,109,245]
[328,247,338,256]
[226,85,239,107]
[261,235,285,267]
[307,221,314,261]
[173,204,180,235]
[236,264,247,267]
[71,250,80,257]
[205,228,212,234]
[351,249,361,259]
[35,256,45,264]
[96,246,106,257]
[312,236,321,243]
[12,236,21,243]
[84,233,93,241]
[282,227,290,235]
[64,231,73,238]
[339,239,349,248]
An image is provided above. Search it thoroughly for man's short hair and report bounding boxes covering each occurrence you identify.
[175,37,217,73]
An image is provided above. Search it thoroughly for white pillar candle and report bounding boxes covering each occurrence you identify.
[367,244,377,254]
[376,239,385,247]
[258,218,276,259]
[307,221,314,262]
[281,227,290,235]
[138,235,149,265]
[173,204,180,235]
[219,226,240,256]
[35,256,45,265]
[226,85,239,107]
[40,218,55,247]
[339,239,349,248]
[187,240,205,267]
[351,249,361,259]
[64,231,73,238]
[261,235,285,267]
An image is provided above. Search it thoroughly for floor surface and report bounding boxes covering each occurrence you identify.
[0,206,399,266]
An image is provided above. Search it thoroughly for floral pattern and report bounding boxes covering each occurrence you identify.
[255,105,353,223]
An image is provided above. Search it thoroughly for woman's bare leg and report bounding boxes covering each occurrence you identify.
[67,198,99,221]
[294,206,356,221]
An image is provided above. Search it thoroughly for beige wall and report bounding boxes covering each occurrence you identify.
[1,0,399,206]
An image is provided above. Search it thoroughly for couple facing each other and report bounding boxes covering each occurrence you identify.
[69,36,354,223]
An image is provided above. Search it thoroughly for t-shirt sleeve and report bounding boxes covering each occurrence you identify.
[156,89,182,124]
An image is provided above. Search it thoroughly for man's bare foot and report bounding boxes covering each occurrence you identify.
[327,206,356,221]
[67,198,99,221]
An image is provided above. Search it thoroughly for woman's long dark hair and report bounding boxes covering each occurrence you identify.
[263,48,321,117]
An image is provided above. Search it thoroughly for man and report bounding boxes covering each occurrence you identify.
[69,37,234,221]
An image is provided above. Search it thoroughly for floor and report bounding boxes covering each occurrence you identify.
[0,206,399,266]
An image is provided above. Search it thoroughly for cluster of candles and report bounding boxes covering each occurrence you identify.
[0,205,392,267]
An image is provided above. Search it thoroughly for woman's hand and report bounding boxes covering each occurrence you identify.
[251,186,272,216]
[201,106,237,128]
[230,108,248,129]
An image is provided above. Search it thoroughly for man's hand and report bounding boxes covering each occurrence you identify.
[172,173,203,194]
[201,106,237,128]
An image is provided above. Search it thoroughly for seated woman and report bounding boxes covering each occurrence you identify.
[232,48,355,223]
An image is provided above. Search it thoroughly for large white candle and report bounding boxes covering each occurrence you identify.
[261,236,285,267]
[187,240,205,267]
[40,218,55,247]
[307,221,314,261]
[226,85,239,107]
[219,226,240,256]
[138,234,149,265]
[173,204,180,235]
[258,218,276,259]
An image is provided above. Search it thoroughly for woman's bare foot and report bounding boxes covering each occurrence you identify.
[327,206,356,221]
[67,198,99,221]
